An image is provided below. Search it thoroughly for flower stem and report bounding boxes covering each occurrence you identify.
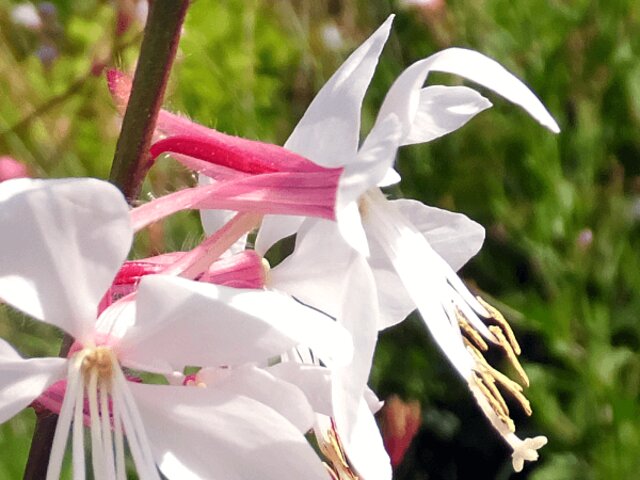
[109,0,190,201]
[23,3,190,478]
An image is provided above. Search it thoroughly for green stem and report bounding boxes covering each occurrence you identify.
[110,0,190,201]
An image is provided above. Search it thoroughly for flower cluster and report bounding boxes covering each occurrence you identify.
[0,15,557,479]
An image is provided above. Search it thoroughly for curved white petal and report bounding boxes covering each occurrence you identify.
[340,115,403,216]
[118,275,352,372]
[392,199,485,271]
[198,364,316,432]
[130,383,330,480]
[269,219,356,319]
[363,191,475,378]
[267,362,333,417]
[285,15,393,167]
[270,219,412,330]
[0,338,67,423]
[255,15,394,255]
[254,214,303,256]
[367,252,415,330]
[373,47,559,148]
[0,178,132,341]
[331,255,388,479]
[344,400,392,480]
[402,85,492,145]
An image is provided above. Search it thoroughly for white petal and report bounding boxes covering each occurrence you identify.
[198,174,247,256]
[402,85,492,145]
[118,275,353,372]
[363,191,474,378]
[269,219,355,319]
[200,364,316,432]
[363,386,384,413]
[329,256,389,480]
[377,168,401,187]
[271,219,413,330]
[333,254,379,423]
[374,47,559,148]
[267,362,333,417]
[0,178,132,341]
[255,16,394,255]
[130,383,330,480]
[392,199,485,271]
[344,399,392,480]
[254,214,304,256]
[340,114,403,214]
[0,338,66,423]
[285,15,394,167]
[367,252,415,330]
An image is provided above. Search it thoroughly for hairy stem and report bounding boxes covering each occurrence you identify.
[109,0,190,201]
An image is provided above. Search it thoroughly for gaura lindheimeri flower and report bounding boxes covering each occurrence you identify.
[256,15,556,474]
[0,178,351,479]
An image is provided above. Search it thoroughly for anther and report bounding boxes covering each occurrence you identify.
[477,297,521,355]
[457,309,489,351]
[81,346,114,382]
[489,326,529,387]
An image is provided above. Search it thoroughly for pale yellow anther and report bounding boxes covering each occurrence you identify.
[477,296,521,355]
[81,346,114,384]
[457,310,489,351]
[319,422,358,480]
[467,344,533,416]
[489,326,530,387]
[478,371,509,417]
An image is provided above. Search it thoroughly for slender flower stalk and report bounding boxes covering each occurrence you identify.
[109,0,190,200]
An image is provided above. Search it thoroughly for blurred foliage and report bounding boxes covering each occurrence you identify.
[1,0,639,479]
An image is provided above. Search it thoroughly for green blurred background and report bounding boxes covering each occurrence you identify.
[1,0,639,478]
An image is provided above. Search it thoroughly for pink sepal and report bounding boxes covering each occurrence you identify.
[108,69,338,180]
[130,170,341,231]
[150,134,334,177]
[99,251,266,312]
[200,250,266,289]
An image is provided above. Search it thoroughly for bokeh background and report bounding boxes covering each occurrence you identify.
[1,1,639,478]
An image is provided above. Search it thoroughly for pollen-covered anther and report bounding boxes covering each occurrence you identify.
[81,346,115,383]
[471,372,514,431]
[456,309,488,351]
[466,342,533,416]
[319,420,359,480]
[476,296,521,355]
[488,325,529,387]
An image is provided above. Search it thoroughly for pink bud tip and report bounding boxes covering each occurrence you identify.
[0,157,29,181]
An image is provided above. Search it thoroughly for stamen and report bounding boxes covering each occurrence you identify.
[47,361,82,480]
[81,346,114,383]
[457,309,488,351]
[477,297,521,354]
[88,369,106,480]
[488,326,529,387]
[471,373,514,432]
[72,368,87,480]
[100,383,117,480]
[318,420,359,480]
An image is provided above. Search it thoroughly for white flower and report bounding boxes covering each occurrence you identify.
[255,15,556,475]
[0,178,348,479]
